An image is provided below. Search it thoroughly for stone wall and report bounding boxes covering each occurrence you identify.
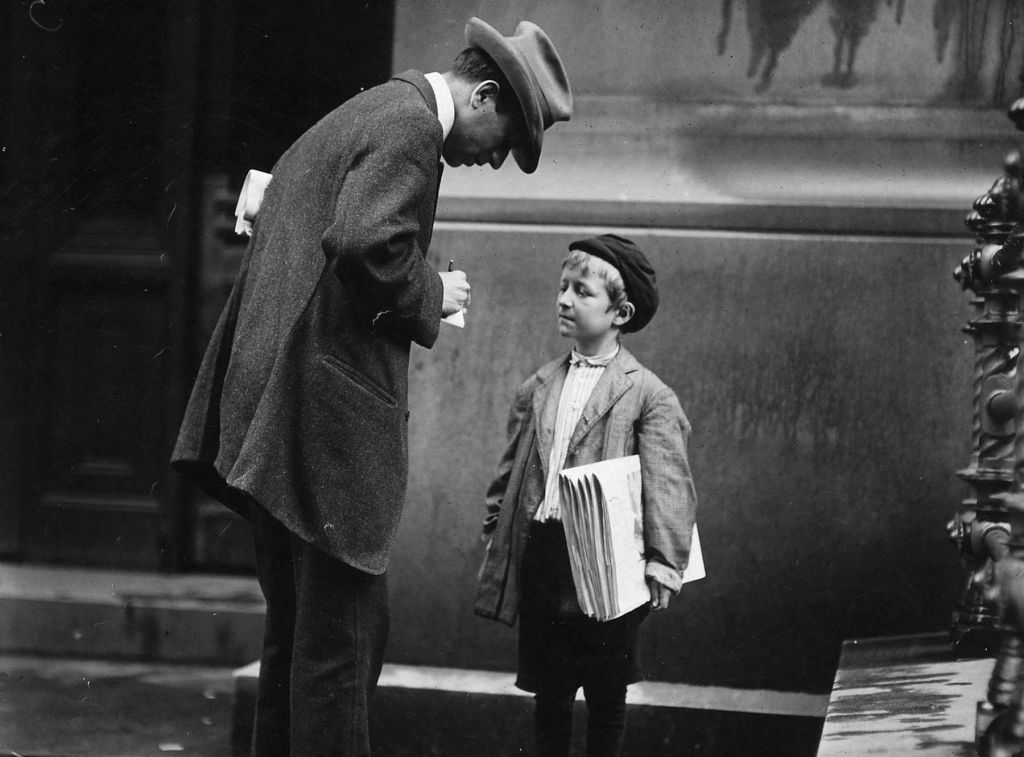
[386,1,1023,694]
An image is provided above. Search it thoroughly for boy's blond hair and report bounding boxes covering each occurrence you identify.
[562,249,629,313]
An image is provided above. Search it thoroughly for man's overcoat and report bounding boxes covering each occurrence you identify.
[172,71,445,574]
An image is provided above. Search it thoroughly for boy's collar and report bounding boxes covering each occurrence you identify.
[535,346,639,385]
[570,344,619,367]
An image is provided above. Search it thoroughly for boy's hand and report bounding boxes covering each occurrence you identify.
[439,270,471,316]
[648,580,672,612]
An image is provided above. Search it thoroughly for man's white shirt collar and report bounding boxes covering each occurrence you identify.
[424,72,455,143]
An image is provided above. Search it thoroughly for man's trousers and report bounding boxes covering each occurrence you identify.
[249,504,389,757]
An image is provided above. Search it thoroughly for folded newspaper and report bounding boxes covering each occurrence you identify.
[234,169,273,237]
[558,455,704,622]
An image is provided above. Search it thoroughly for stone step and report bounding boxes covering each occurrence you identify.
[232,661,827,756]
[0,562,264,665]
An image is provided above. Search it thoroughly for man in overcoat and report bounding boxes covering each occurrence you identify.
[171,17,572,756]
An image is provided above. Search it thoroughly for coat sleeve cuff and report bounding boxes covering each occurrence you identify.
[645,560,683,594]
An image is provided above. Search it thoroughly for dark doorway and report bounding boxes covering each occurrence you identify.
[3,0,396,571]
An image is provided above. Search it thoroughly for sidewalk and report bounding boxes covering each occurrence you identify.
[0,654,235,757]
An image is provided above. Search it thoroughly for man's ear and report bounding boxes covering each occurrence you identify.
[612,301,635,329]
[470,80,500,110]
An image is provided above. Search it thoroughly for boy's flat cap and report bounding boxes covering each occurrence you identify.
[569,234,659,332]
[465,17,572,173]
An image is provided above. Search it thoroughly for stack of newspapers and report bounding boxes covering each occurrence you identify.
[558,455,704,622]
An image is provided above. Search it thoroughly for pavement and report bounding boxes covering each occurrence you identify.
[0,654,235,757]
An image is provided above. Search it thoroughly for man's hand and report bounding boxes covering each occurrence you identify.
[439,270,471,317]
[648,580,672,612]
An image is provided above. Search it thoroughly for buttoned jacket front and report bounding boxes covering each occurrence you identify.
[475,347,699,625]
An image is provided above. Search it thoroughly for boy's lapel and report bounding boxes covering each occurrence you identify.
[567,349,639,452]
[533,357,569,477]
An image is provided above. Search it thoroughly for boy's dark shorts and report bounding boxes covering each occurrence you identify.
[516,520,649,693]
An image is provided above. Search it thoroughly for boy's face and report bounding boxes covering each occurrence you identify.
[557,265,620,347]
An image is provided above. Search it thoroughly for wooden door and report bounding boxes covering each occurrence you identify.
[7,1,198,569]
[6,0,396,571]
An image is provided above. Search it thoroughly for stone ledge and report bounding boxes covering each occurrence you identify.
[435,98,1018,235]
[819,633,993,755]
[234,659,827,716]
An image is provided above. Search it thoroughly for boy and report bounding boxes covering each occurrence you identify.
[475,234,699,756]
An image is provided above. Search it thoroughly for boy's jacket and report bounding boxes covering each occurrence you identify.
[475,347,698,625]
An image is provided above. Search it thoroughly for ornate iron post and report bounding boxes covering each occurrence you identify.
[951,144,1022,658]
[955,100,1024,755]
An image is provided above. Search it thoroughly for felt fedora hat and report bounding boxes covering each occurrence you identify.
[465,17,572,173]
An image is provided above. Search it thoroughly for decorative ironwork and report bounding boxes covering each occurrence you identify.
[953,97,1024,755]
[952,145,1023,658]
